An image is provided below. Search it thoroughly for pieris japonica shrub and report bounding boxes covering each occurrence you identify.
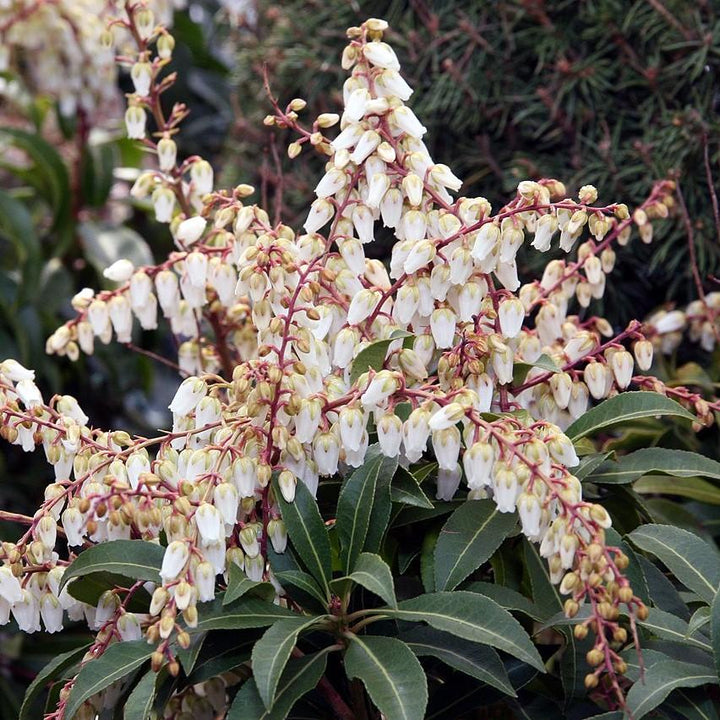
[2,7,720,720]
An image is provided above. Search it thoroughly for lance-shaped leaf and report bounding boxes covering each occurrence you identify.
[344,552,397,608]
[638,608,712,653]
[350,330,412,384]
[629,525,720,603]
[625,660,718,719]
[20,643,90,720]
[711,589,720,680]
[274,570,328,609]
[228,650,329,720]
[336,445,398,573]
[251,616,327,710]
[434,499,517,591]
[565,391,694,441]
[391,466,433,509]
[60,540,165,593]
[402,626,515,696]
[274,475,332,597]
[224,564,275,605]
[195,596,296,631]
[382,591,543,670]
[186,632,258,685]
[588,448,720,486]
[344,635,428,720]
[123,671,156,720]
[64,641,154,719]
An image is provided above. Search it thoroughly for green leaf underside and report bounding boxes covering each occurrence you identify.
[227,651,329,720]
[624,660,718,719]
[60,540,165,593]
[20,643,91,720]
[344,635,428,720]
[383,591,543,670]
[64,641,154,719]
[252,616,325,710]
[434,499,517,591]
[195,596,296,631]
[402,626,515,696]
[565,391,695,441]
[588,448,720,486]
[274,476,332,597]
[346,552,397,608]
[628,525,720,603]
[638,608,712,652]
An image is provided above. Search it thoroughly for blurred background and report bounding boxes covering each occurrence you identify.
[0,0,718,712]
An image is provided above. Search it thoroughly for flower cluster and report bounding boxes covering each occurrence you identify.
[2,11,718,717]
[0,0,183,117]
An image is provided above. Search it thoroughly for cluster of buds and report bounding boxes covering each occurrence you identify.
[2,12,716,717]
[0,0,183,118]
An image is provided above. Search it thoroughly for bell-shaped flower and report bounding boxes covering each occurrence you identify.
[436,464,462,501]
[177,216,207,246]
[169,377,207,416]
[195,503,223,543]
[313,431,340,476]
[463,441,494,489]
[160,541,189,582]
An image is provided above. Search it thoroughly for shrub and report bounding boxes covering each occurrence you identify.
[1,6,720,720]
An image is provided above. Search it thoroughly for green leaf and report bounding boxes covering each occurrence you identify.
[575,451,615,481]
[186,633,257,685]
[20,643,90,720]
[251,616,326,710]
[588,448,720,486]
[224,563,276,605]
[195,596,296,631]
[227,650,329,720]
[64,571,151,611]
[565,392,695,441]
[0,127,71,233]
[634,476,720,505]
[465,582,543,620]
[402,626,515,696]
[667,688,720,720]
[711,589,720,680]
[349,331,412,385]
[346,552,397,608]
[274,569,328,608]
[124,670,157,720]
[0,189,41,296]
[60,540,165,594]
[274,475,332,597]
[383,591,544,671]
[65,641,153,719]
[625,660,718,719]
[628,525,720,603]
[78,221,154,278]
[391,466,433,509]
[638,608,712,653]
[434,499,517,591]
[687,606,712,637]
[336,445,398,573]
[344,635,428,720]
[512,353,560,385]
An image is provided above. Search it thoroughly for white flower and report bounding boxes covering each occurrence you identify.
[214,483,239,525]
[471,223,500,261]
[350,130,381,164]
[304,198,334,234]
[390,106,426,138]
[61,508,85,547]
[160,541,189,582]
[169,377,207,416]
[652,310,686,334]
[432,427,461,470]
[403,240,436,275]
[177,216,207,245]
[363,41,401,70]
[429,403,465,431]
[191,160,214,196]
[315,168,348,198]
[157,137,177,172]
[15,379,42,407]
[130,61,152,96]
[366,172,390,209]
[430,308,456,349]
[313,432,340,476]
[377,412,403,457]
[117,612,142,641]
[125,106,146,139]
[548,435,580,467]
[436,465,462,501]
[152,187,175,223]
[375,69,413,100]
[498,298,525,338]
[339,407,366,452]
[0,566,23,604]
[39,593,63,633]
[361,370,398,408]
[195,562,216,602]
[610,350,634,389]
[517,493,542,539]
[463,441,495,489]
[11,590,40,633]
[347,289,380,326]
[0,359,35,382]
[268,519,288,554]
[186,252,208,288]
[239,526,260,558]
[108,295,133,343]
[494,468,519,513]
[232,457,257,498]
